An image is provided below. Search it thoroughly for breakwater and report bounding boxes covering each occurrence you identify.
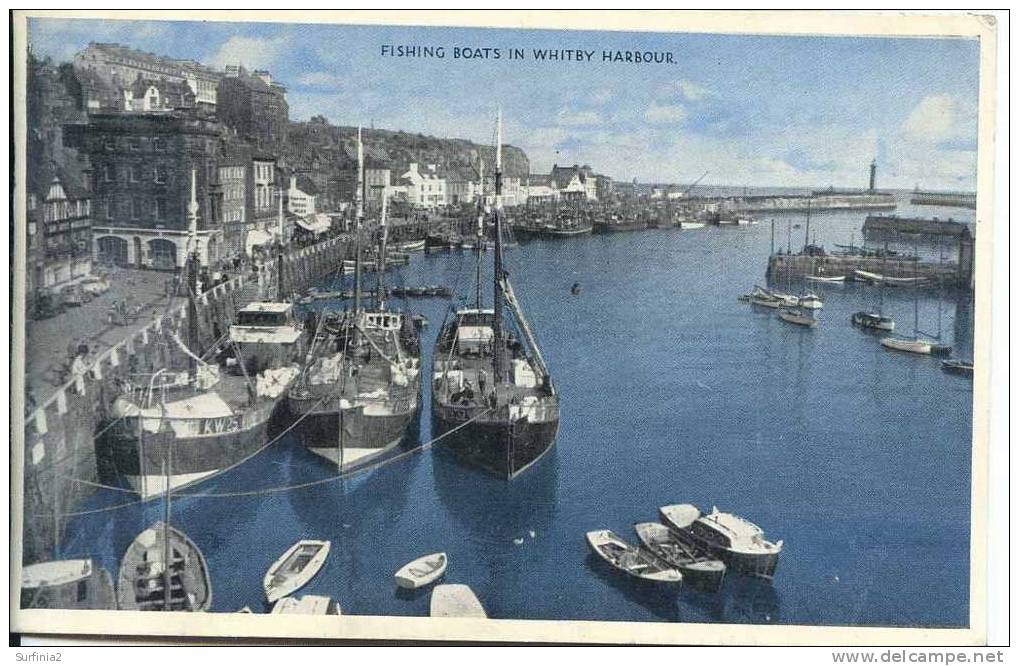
[20,234,353,564]
[766,251,969,287]
[910,190,977,209]
[728,192,897,213]
[863,214,973,239]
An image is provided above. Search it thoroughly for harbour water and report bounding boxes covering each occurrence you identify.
[61,192,974,627]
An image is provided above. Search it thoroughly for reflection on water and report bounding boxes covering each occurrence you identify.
[55,192,973,626]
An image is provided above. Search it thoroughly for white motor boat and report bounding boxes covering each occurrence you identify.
[271,595,341,615]
[660,504,783,580]
[798,293,824,310]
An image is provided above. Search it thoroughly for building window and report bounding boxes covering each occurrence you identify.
[128,166,139,183]
[154,166,167,184]
[128,138,141,151]
[154,198,166,220]
[103,165,112,182]
[131,199,141,220]
[154,138,167,151]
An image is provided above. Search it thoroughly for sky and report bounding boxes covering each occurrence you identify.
[27,17,982,190]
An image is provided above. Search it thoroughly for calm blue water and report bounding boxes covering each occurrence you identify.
[61,194,974,627]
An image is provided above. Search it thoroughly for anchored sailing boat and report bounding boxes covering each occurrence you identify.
[287,127,422,469]
[100,171,303,497]
[852,242,895,331]
[431,111,560,480]
[880,250,951,355]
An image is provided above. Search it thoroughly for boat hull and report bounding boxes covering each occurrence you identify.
[852,312,895,331]
[287,397,421,471]
[98,403,277,498]
[431,403,558,480]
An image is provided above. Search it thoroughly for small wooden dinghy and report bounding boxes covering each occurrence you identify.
[263,540,330,604]
[880,336,950,355]
[395,552,448,589]
[117,522,212,611]
[634,522,726,591]
[586,529,683,585]
[430,584,487,618]
[271,595,342,615]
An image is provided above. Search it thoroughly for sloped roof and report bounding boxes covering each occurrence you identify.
[294,174,319,196]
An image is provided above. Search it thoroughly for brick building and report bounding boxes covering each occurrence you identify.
[73,42,222,111]
[216,66,289,156]
[66,111,227,269]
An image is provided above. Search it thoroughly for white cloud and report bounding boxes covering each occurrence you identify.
[207,34,290,71]
[296,71,344,88]
[644,104,687,126]
[557,109,603,127]
[658,79,712,102]
[902,94,970,143]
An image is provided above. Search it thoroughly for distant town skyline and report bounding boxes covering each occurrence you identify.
[28,17,981,190]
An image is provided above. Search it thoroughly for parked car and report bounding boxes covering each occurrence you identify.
[79,275,111,297]
[60,284,91,307]
[33,293,64,319]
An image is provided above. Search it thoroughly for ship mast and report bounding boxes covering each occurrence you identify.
[354,126,365,317]
[276,184,285,300]
[475,157,485,310]
[492,109,505,384]
[376,187,389,311]
[186,169,200,377]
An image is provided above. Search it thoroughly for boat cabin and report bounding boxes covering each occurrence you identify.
[229,301,305,373]
[361,310,403,332]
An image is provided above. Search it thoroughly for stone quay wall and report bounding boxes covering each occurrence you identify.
[19,234,352,565]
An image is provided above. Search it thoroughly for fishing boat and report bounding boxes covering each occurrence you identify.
[852,312,895,331]
[585,529,683,586]
[431,111,560,480]
[430,584,487,618]
[543,207,593,237]
[941,359,974,377]
[271,595,342,615]
[798,292,824,310]
[394,552,448,589]
[263,540,331,604]
[397,239,427,252]
[778,307,818,328]
[633,522,726,591]
[21,559,116,610]
[660,504,782,580]
[676,219,707,230]
[100,172,303,497]
[117,522,212,611]
[853,243,896,332]
[805,274,846,284]
[287,129,422,471]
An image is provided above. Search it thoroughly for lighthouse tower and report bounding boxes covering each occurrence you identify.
[868,159,877,192]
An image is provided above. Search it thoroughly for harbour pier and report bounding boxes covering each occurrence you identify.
[766,250,972,288]
[20,234,353,564]
[910,190,977,209]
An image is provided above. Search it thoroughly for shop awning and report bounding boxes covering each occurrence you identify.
[296,213,331,235]
[245,229,273,255]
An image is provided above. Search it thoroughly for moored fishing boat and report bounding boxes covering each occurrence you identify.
[431,111,559,480]
[117,522,212,611]
[287,129,422,471]
[99,173,303,497]
[778,307,818,328]
[263,540,331,604]
[633,522,726,591]
[660,504,783,580]
[585,529,683,586]
[798,292,824,310]
[805,274,846,283]
[852,311,895,331]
